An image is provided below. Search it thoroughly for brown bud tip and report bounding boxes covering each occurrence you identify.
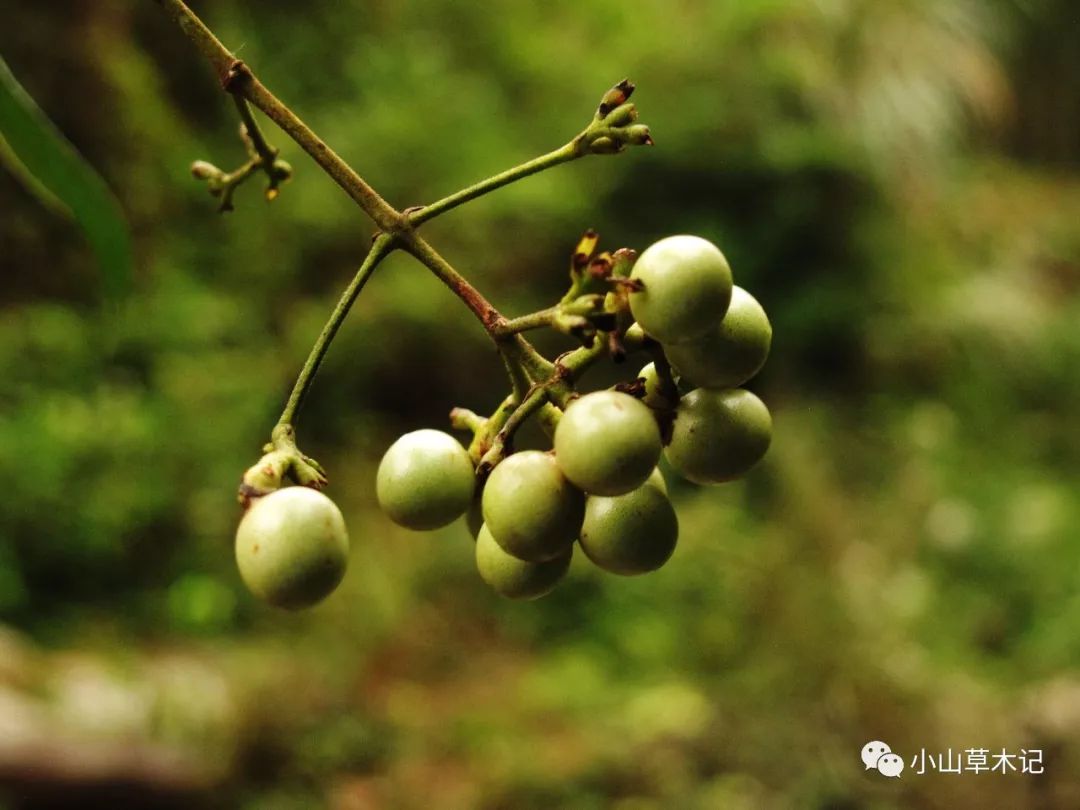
[572,230,600,269]
[588,256,613,279]
[265,187,279,201]
[597,78,636,117]
[625,125,653,146]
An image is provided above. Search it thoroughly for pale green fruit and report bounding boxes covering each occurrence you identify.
[623,322,648,351]
[376,429,475,530]
[645,466,668,495]
[465,494,484,540]
[580,482,678,575]
[475,524,572,600]
[235,487,349,609]
[665,286,772,389]
[637,362,666,408]
[629,235,733,344]
[482,450,583,561]
[665,388,772,484]
[554,390,662,496]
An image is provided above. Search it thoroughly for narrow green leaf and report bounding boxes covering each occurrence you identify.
[0,54,132,298]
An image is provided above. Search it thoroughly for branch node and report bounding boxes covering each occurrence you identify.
[222,59,249,93]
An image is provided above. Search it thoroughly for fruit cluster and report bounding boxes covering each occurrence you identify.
[373,234,774,601]
[232,234,772,608]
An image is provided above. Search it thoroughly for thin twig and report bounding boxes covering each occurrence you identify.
[156,0,402,232]
[277,234,396,427]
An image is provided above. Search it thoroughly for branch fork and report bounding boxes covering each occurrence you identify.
[156,0,659,498]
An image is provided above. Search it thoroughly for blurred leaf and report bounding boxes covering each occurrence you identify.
[0,54,132,298]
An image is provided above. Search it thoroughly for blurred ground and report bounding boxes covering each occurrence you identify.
[1,1,1079,808]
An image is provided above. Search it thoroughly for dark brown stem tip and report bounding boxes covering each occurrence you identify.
[222,59,249,92]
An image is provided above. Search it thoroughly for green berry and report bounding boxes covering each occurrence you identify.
[475,523,572,600]
[482,450,584,561]
[580,482,678,575]
[665,286,772,389]
[554,390,662,496]
[629,235,733,344]
[645,466,668,495]
[665,388,772,484]
[235,487,349,609]
[376,429,475,530]
[623,322,648,351]
[465,493,484,540]
[637,362,670,409]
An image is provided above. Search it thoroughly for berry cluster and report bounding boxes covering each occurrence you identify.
[373,234,773,601]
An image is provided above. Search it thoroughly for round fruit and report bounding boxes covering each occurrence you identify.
[235,486,349,609]
[665,286,771,389]
[465,493,484,540]
[482,450,584,561]
[376,429,475,530]
[580,482,678,575]
[645,466,668,495]
[629,235,733,344]
[665,388,772,484]
[475,523,572,600]
[637,362,667,409]
[554,390,662,496]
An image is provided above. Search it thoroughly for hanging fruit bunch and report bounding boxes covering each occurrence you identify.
[374,231,773,601]
[154,0,774,611]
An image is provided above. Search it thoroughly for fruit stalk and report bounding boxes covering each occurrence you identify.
[276,233,396,429]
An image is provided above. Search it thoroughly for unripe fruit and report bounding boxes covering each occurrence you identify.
[475,524,572,600]
[465,494,484,540]
[665,388,772,484]
[645,466,668,495]
[376,429,475,530]
[482,450,584,561]
[629,235,733,344]
[554,390,662,496]
[580,482,678,575]
[235,487,349,609]
[637,362,669,409]
[623,322,647,350]
[665,286,771,389]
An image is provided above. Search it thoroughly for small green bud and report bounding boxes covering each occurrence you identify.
[270,159,293,182]
[624,125,654,146]
[191,160,220,180]
[609,248,637,279]
[563,294,605,316]
[588,136,624,155]
[603,102,638,128]
[239,450,293,505]
[238,447,328,507]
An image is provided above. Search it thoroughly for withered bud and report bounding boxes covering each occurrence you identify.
[597,79,635,117]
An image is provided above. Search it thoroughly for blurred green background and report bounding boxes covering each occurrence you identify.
[2,1,1079,808]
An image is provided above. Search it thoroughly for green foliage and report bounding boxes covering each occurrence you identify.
[0,56,132,298]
